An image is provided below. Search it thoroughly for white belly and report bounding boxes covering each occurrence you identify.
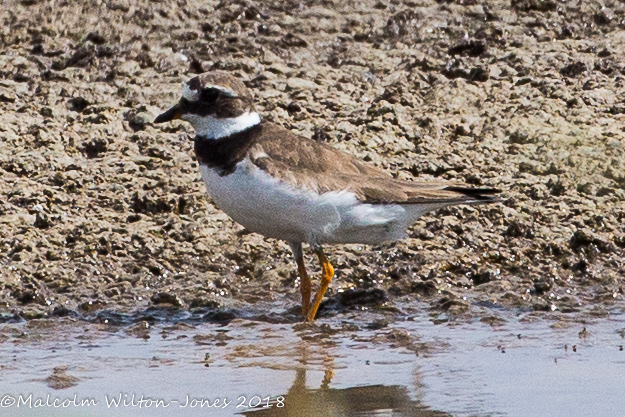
[199,160,434,245]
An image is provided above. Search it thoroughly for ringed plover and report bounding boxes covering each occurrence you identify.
[154,71,499,321]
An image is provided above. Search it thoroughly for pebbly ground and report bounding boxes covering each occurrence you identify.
[0,0,624,325]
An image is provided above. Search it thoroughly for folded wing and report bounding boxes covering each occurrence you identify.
[249,122,500,205]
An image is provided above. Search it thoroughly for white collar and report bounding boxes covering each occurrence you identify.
[184,111,261,139]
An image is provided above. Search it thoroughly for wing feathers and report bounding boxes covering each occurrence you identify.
[248,122,500,205]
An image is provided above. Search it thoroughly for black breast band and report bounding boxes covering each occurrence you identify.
[194,122,263,176]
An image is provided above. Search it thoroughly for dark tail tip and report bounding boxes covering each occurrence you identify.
[444,186,501,201]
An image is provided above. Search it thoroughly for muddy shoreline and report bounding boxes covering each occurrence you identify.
[1,0,624,325]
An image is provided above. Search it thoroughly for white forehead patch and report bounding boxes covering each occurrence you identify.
[182,82,199,101]
[181,82,238,101]
[205,84,238,98]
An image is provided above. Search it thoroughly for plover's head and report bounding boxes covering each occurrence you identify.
[154,71,260,139]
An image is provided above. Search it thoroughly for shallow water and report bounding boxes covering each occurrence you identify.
[0,306,623,417]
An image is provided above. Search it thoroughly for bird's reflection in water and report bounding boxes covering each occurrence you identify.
[241,366,450,417]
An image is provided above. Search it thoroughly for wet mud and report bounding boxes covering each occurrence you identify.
[1,0,624,322]
[1,1,625,415]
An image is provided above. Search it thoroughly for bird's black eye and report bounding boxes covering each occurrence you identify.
[200,88,220,103]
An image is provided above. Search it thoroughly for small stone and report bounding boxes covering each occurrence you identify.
[39,106,54,118]
[410,280,437,296]
[66,97,91,113]
[436,297,469,312]
[44,366,79,390]
[268,24,283,35]
[339,288,387,307]
[472,270,494,285]
[85,32,106,45]
[116,60,141,77]
[151,292,184,307]
[448,39,487,57]
[509,130,534,144]
[267,63,290,75]
[262,49,281,64]
[189,298,221,309]
[79,300,107,313]
[0,92,16,102]
[560,61,587,78]
[204,309,236,323]
[34,213,50,229]
[286,77,317,90]
[281,33,308,47]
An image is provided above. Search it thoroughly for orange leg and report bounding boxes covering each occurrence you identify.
[321,369,334,390]
[290,242,311,316]
[296,255,312,316]
[306,248,334,322]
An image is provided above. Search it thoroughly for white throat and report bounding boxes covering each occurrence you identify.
[185,111,261,139]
